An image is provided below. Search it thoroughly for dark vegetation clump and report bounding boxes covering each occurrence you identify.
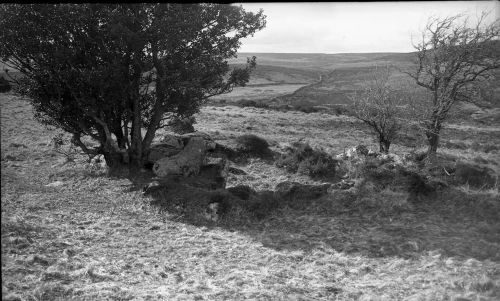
[276,142,337,178]
[348,156,436,197]
[453,162,497,189]
[331,104,349,116]
[237,99,270,109]
[0,76,11,93]
[293,105,321,113]
[170,116,196,134]
[235,134,271,158]
[227,185,254,200]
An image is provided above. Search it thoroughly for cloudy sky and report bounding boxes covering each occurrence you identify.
[238,1,499,54]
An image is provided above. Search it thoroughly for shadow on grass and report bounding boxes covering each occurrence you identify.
[144,178,500,262]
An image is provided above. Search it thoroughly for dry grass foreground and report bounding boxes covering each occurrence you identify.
[2,94,500,301]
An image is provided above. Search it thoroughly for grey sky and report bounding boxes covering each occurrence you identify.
[238,1,499,54]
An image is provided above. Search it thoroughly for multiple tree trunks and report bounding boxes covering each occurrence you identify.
[0,4,266,173]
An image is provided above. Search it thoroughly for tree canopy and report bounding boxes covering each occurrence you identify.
[0,3,266,171]
[407,12,500,157]
[350,66,414,153]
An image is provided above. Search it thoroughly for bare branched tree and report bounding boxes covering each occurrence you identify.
[406,12,500,158]
[351,66,410,153]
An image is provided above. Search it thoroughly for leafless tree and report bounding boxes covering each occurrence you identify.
[351,66,410,153]
[406,12,500,158]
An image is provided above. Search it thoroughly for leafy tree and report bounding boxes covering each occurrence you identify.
[350,67,411,153]
[0,4,266,173]
[406,13,500,158]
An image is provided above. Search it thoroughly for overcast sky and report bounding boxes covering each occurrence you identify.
[237,1,499,54]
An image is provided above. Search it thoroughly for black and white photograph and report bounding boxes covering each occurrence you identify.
[1,2,499,300]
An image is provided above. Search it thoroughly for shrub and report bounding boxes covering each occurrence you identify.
[331,105,349,115]
[0,76,11,93]
[227,185,254,200]
[343,157,435,196]
[453,162,496,189]
[237,99,270,109]
[170,116,196,134]
[235,134,270,157]
[276,142,337,177]
[293,105,320,113]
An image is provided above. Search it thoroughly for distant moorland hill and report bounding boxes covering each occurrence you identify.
[221,52,500,113]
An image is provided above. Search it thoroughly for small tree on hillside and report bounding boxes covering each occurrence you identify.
[0,4,266,173]
[406,12,500,158]
[350,67,410,153]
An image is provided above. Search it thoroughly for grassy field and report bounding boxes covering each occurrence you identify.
[2,92,500,300]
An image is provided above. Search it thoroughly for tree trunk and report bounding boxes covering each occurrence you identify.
[103,150,130,176]
[128,61,143,171]
[379,137,390,153]
[425,118,442,159]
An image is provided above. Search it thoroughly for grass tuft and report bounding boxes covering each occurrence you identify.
[235,134,271,158]
[276,142,337,178]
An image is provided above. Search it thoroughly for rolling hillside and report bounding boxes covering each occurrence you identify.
[216,52,417,105]
[218,52,500,121]
[229,52,415,71]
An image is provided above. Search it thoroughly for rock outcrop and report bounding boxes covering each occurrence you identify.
[153,136,207,177]
[147,135,184,163]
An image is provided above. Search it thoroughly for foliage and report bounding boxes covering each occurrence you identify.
[350,66,413,153]
[0,3,266,171]
[235,134,270,157]
[406,13,500,157]
[170,116,196,134]
[0,75,11,92]
[276,142,337,177]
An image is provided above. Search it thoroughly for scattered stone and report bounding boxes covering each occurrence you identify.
[379,153,403,165]
[143,180,161,195]
[147,132,215,166]
[62,249,75,258]
[336,145,371,160]
[228,166,247,175]
[330,179,355,190]
[27,254,50,266]
[45,181,64,187]
[181,131,217,152]
[147,142,184,163]
[9,142,27,148]
[204,202,221,222]
[464,258,481,267]
[160,134,184,148]
[89,155,107,169]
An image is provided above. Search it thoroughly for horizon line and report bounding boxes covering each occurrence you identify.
[235,51,414,55]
